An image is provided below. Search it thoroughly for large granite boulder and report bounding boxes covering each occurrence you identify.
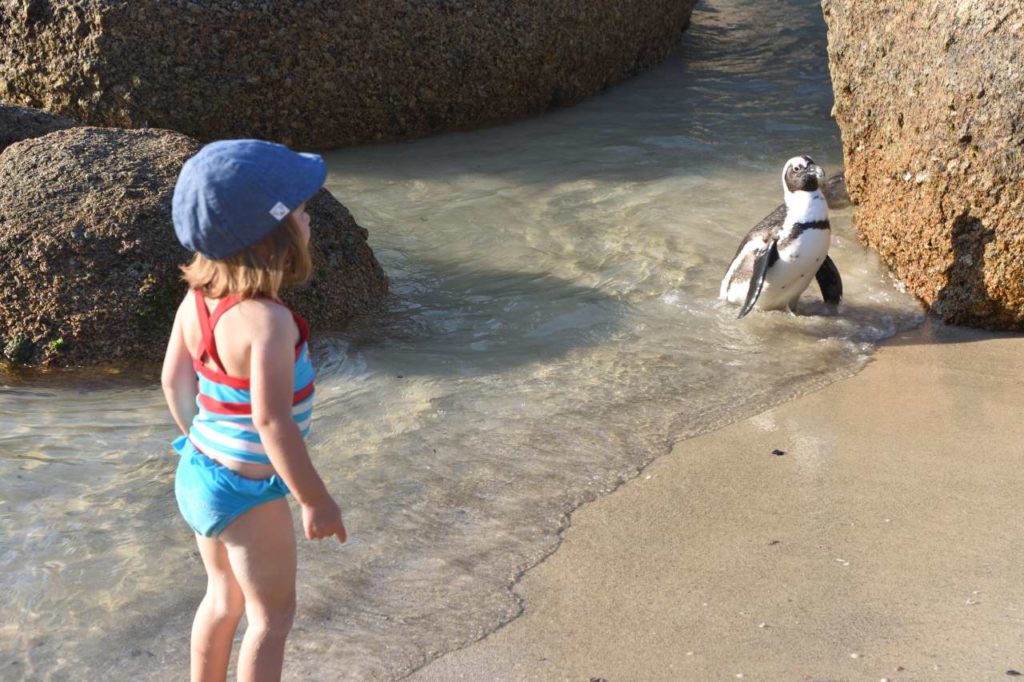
[0,127,388,367]
[0,103,77,153]
[0,0,697,148]
[823,0,1024,329]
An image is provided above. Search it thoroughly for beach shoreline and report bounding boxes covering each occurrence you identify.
[409,320,1024,681]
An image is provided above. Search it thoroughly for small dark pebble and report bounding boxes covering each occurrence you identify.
[4,337,34,364]
[768,540,781,546]
[771,449,785,456]
[396,375,404,378]
[1007,671,1022,677]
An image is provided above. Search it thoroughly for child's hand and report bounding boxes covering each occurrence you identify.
[301,495,347,544]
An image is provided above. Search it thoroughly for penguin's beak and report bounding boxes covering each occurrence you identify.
[808,164,825,181]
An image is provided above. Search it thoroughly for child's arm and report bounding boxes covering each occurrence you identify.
[161,300,199,435]
[249,304,347,544]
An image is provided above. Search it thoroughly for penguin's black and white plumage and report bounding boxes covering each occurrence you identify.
[720,155,843,318]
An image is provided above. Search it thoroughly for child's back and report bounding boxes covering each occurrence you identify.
[176,293,305,480]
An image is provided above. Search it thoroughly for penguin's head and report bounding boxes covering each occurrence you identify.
[782,155,825,193]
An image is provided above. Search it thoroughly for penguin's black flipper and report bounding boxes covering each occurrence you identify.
[738,240,779,318]
[815,255,843,305]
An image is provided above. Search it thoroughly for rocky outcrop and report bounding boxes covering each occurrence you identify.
[0,103,77,153]
[0,0,697,149]
[823,0,1024,329]
[0,127,388,367]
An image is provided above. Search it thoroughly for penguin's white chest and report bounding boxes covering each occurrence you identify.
[756,227,831,310]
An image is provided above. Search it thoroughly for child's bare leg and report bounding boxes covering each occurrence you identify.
[221,498,297,682]
[191,534,245,682]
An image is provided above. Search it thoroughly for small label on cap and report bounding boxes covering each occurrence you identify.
[269,202,290,220]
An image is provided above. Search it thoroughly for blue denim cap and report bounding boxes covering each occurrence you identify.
[172,139,326,259]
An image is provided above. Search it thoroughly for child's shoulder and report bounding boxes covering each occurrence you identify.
[235,296,291,318]
[175,291,293,332]
[175,290,289,319]
[231,297,296,338]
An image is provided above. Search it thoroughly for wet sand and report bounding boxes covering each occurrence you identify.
[409,321,1024,681]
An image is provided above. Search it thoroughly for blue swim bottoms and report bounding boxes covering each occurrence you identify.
[172,435,290,538]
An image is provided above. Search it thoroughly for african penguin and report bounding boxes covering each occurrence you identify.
[719,155,843,318]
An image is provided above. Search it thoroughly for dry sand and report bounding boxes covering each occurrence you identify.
[409,322,1024,681]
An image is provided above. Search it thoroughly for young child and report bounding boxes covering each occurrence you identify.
[161,139,346,682]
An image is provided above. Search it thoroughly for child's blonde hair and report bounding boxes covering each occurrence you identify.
[181,216,312,298]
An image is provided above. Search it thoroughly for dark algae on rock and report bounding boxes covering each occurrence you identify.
[0,127,388,368]
[823,0,1024,330]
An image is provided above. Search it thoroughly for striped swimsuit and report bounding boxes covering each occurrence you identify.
[172,289,316,537]
[187,289,316,463]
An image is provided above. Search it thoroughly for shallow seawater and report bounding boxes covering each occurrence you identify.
[0,0,923,679]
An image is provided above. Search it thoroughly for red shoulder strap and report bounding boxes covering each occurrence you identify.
[291,309,310,349]
[194,289,241,374]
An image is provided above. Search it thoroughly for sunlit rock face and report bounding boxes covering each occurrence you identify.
[823,0,1024,330]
